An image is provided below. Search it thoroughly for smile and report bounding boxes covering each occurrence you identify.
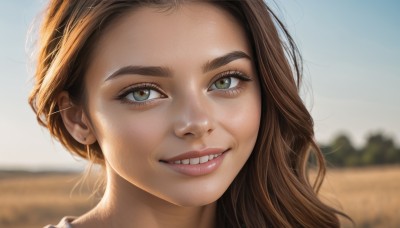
[161,149,229,176]
[170,153,223,165]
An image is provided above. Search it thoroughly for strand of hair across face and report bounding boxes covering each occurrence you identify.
[47,106,72,116]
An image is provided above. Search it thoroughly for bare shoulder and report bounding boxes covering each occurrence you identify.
[44,216,75,228]
[69,209,108,228]
[43,212,104,228]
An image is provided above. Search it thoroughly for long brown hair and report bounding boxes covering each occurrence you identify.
[29,0,348,227]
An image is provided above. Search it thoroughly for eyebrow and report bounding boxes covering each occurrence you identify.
[202,51,251,73]
[105,50,251,81]
[105,66,172,81]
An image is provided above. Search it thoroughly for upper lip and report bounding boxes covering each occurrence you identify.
[161,148,228,162]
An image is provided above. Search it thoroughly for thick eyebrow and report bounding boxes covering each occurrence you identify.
[105,66,172,81]
[202,51,251,73]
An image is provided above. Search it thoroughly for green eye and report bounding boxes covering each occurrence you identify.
[124,88,163,102]
[214,78,231,89]
[132,89,150,101]
[210,77,239,90]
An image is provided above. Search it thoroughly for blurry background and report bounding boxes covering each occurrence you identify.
[0,0,399,227]
[0,0,86,171]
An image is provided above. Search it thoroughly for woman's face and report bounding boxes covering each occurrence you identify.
[84,2,261,206]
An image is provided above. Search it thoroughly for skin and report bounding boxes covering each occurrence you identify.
[60,2,261,228]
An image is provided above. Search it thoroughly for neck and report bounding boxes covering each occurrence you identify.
[88,169,217,228]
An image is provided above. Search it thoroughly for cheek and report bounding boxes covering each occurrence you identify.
[219,87,261,150]
[93,108,169,168]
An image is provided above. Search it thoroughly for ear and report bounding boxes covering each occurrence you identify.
[57,91,97,145]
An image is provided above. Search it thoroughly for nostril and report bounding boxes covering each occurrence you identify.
[173,114,215,139]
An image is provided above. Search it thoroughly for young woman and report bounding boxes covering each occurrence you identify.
[30,0,347,227]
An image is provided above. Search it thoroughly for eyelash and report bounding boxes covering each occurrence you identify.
[208,70,252,94]
[116,83,166,106]
[116,70,252,106]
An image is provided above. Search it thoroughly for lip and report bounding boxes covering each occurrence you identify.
[160,148,229,176]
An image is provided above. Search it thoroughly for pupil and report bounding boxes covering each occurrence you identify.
[133,89,150,101]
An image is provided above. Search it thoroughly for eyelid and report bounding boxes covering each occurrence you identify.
[116,82,167,102]
[208,70,252,91]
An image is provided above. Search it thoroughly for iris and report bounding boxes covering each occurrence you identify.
[214,78,231,89]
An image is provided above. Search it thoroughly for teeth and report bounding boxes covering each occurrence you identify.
[190,157,200,165]
[172,153,223,165]
[200,155,209,164]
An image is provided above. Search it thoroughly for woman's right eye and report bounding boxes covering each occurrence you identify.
[117,83,166,104]
[125,88,162,102]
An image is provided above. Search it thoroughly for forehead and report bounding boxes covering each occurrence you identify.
[87,2,251,77]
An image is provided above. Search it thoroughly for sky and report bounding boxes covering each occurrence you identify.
[0,0,399,170]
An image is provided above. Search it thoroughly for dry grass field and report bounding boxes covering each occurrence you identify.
[0,166,399,228]
[319,166,400,228]
[0,171,100,228]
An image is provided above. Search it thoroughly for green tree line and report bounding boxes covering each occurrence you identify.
[319,132,400,167]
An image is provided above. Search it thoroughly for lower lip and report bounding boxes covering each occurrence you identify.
[161,152,227,176]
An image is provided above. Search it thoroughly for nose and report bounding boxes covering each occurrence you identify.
[173,97,214,139]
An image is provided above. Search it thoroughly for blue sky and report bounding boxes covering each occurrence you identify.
[0,1,399,170]
[279,1,400,146]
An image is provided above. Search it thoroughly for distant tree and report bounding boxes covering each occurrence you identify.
[321,131,400,167]
[322,133,357,167]
[360,133,399,165]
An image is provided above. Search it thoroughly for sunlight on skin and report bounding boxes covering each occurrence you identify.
[57,3,261,227]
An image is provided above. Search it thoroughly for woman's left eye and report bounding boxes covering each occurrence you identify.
[209,71,251,91]
[210,77,240,90]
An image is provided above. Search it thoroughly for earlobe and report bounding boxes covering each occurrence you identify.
[57,91,96,145]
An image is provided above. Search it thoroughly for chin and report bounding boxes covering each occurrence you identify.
[171,195,220,207]
[162,186,227,207]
